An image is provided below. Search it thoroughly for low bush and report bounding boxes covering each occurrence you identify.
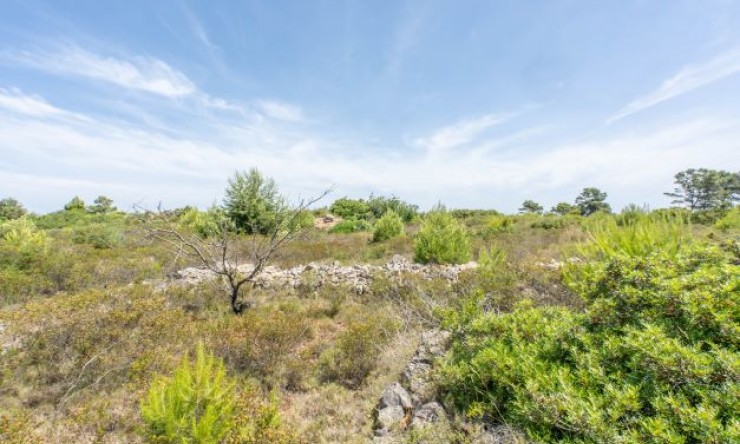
[413,209,471,264]
[71,222,124,248]
[213,306,311,387]
[317,316,397,388]
[439,245,739,443]
[715,207,740,231]
[328,219,370,234]
[575,214,689,260]
[371,210,405,243]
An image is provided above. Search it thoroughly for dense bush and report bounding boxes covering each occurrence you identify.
[329,197,371,220]
[366,194,418,222]
[0,198,27,221]
[371,210,405,243]
[413,209,471,264]
[439,245,739,443]
[328,219,370,234]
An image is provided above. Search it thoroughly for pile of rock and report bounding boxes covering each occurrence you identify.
[166,255,477,293]
[373,330,451,440]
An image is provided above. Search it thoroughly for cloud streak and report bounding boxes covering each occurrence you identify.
[415,113,509,154]
[6,44,196,97]
[608,47,740,123]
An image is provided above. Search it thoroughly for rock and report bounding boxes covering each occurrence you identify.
[401,330,450,405]
[376,405,405,431]
[410,402,446,428]
[379,382,413,410]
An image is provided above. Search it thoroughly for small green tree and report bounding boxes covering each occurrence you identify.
[141,343,236,444]
[64,196,86,211]
[550,202,577,216]
[371,210,405,243]
[88,195,116,214]
[518,199,543,214]
[223,169,285,235]
[575,187,611,216]
[413,207,471,264]
[0,198,27,221]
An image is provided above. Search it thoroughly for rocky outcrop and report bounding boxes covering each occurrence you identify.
[373,330,451,440]
[163,255,477,293]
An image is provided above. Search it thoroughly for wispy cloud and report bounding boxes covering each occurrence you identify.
[415,113,509,154]
[0,87,89,121]
[6,43,196,97]
[0,87,67,116]
[256,100,305,122]
[608,47,740,123]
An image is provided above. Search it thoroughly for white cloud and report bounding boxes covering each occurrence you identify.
[415,113,509,154]
[1,89,738,213]
[0,87,66,116]
[256,100,304,122]
[608,47,740,123]
[7,44,196,97]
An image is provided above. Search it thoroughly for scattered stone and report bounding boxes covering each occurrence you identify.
[376,405,406,431]
[410,402,446,428]
[158,256,479,292]
[379,382,413,410]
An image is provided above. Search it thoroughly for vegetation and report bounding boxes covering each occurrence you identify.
[1,167,737,443]
[575,187,611,215]
[0,198,27,221]
[440,221,739,443]
[371,210,405,243]
[519,199,544,214]
[141,343,237,443]
[665,168,739,212]
[413,207,472,264]
[223,169,285,235]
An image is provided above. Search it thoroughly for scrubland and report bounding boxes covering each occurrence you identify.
[1,191,738,443]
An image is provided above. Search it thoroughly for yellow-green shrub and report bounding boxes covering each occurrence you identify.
[413,209,471,264]
[141,343,236,444]
[371,210,405,243]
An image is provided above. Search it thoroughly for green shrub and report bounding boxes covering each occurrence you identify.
[483,214,514,235]
[71,223,124,248]
[328,219,370,234]
[329,197,371,220]
[318,317,397,388]
[439,245,739,443]
[715,207,740,231]
[141,343,236,444]
[178,207,224,238]
[0,218,49,270]
[576,214,689,260]
[413,209,471,264]
[530,215,565,230]
[371,210,405,243]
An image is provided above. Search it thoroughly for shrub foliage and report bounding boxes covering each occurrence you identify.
[413,208,471,264]
[439,244,739,443]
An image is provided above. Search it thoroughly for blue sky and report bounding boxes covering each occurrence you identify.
[1,0,739,213]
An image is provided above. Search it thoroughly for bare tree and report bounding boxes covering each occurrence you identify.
[138,190,328,314]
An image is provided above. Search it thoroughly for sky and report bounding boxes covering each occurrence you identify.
[1,0,739,213]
